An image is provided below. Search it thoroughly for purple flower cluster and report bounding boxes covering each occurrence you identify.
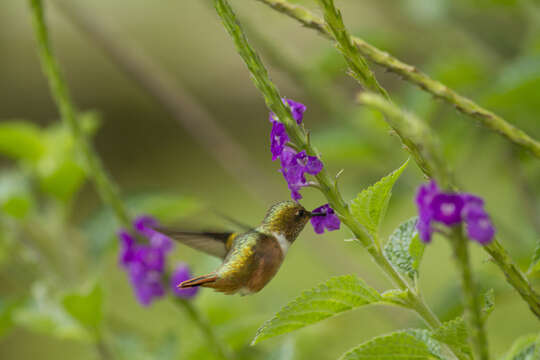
[269,99,322,201]
[118,215,197,306]
[310,204,341,234]
[268,99,340,234]
[415,181,495,244]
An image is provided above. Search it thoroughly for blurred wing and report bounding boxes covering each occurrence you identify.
[154,228,237,259]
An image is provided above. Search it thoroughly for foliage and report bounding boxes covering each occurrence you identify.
[1,0,539,359]
[384,217,424,282]
[350,159,409,243]
[252,275,382,344]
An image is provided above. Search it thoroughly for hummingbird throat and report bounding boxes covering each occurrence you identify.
[272,232,290,255]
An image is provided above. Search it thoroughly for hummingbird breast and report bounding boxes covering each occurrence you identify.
[212,230,285,294]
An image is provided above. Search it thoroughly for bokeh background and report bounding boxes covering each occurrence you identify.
[1,0,539,359]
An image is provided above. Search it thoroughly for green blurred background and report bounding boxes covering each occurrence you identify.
[0,0,539,359]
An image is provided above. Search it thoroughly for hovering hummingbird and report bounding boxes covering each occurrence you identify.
[157,201,321,295]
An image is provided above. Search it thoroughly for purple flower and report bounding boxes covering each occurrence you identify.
[117,215,174,306]
[284,98,306,124]
[270,121,290,161]
[280,149,323,201]
[415,181,440,242]
[416,217,433,243]
[310,204,340,234]
[290,151,323,176]
[170,263,199,299]
[129,264,166,306]
[269,99,306,161]
[118,230,137,265]
[269,98,306,125]
[414,181,495,245]
[462,203,495,244]
[430,193,464,225]
[266,99,322,201]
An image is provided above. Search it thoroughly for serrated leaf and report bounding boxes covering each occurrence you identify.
[62,283,103,335]
[383,217,424,281]
[0,121,45,161]
[381,288,411,307]
[406,329,443,359]
[251,275,382,345]
[503,333,540,360]
[431,290,495,360]
[431,316,472,360]
[339,330,438,360]
[350,159,409,241]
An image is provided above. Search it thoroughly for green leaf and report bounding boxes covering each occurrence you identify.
[62,283,103,335]
[37,125,87,202]
[383,217,425,282]
[431,316,472,360]
[503,333,540,360]
[0,171,34,219]
[406,329,443,359]
[13,284,89,341]
[39,159,86,202]
[381,289,410,307]
[431,289,495,360]
[251,275,382,345]
[0,298,22,337]
[350,159,409,241]
[339,330,438,360]
[0,121,45,161]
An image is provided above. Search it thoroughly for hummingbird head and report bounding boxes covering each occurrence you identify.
[261,201,318,242]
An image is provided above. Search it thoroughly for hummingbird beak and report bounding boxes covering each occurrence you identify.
[309,211,325,218]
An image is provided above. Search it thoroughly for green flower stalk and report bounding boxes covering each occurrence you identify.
[28,0,130,227]
[212,0,456,355]
[253,0,540,159]
[313,0,540,321]
[359,93,540,319]
[449,228,490,360]
[28,2,231,359]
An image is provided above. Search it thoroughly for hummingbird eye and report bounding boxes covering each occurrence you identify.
[296,209,306,218]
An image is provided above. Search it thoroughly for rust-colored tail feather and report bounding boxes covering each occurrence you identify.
[179,273,218,288]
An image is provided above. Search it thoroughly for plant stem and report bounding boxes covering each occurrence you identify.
[449,228,490,360]
[29,0,130,227]
[484,239,540,317]
[50,0,277,205]
[253,0,540,159]
[212,0,460,357]
[359,92,540,320]
[263,0,540,319]
[175,299,232,360]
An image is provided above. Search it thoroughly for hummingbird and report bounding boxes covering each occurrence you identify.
[156,201,321,295]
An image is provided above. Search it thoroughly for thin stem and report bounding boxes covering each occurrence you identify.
[28,0,130,227]
[359,92,540,320]
[450,228,490,360]
[484,239,540,317]
[253,0,540,158]
[212,1,459,358]
[50,0,276,204]
[175,299,232,360]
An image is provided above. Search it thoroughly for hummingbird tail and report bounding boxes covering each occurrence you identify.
[179,273,218,288]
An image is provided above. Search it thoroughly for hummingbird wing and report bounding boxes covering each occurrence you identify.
[153,228,238,259]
